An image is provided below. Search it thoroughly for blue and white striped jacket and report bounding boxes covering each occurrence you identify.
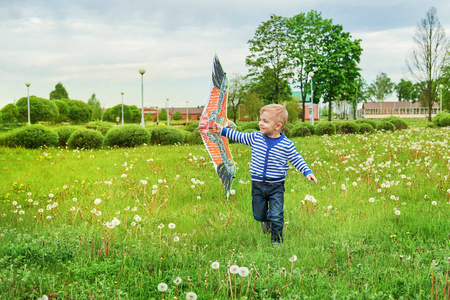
[221,128,313,183]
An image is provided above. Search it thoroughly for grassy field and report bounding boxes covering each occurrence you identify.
[0,120,449,299]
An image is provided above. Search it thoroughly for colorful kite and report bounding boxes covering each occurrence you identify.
[198,55,236,197]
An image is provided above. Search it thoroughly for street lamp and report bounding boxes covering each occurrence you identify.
[139,68,146,128]
[156,106,159,124]
[186,100,189,124]
[166,98,170,126]
[25,82,31,125]
[308,72,314,125]
[121,92,124,126]
[439,84,444,113]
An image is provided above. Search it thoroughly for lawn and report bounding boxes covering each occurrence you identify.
[0,121,449,299]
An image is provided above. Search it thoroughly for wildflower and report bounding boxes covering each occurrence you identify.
[106,222,115,229]
[239,267,250,277]
[12,201,17,206]
[211,261,220,269]
[140,180,148,185]
[395,210,401,216]
[168,223,176,229]
[369,198,375,203]
[327,205,332,210]
[94,198,101,205]
[49,193,54,198]
[72,198,77,202]
[158,223,164,229]
[19,210,25,215]
[131,206,137,211]
[130,222,136,227]
[38,208,44,213]
[424,195,428,199]
[289,255,297,262]
[157,282,168,292]
[173,236,180,242]
[133,215,141,222]
[95,210,101,216]
[186,292,198,300]
[174,277,182,285]
[112,217,120,226]
[230,265,240,274]
[121,174,127,178]
[431,201,437,206]
[46,216,52,220]
[230,189,235,195]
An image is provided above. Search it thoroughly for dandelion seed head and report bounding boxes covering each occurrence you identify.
[157,282,168,292]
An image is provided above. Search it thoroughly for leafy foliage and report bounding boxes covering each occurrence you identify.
[315,121,336,135]
[49,82,69,100]
[377,121,396,132]
[237,121,259,132]
[356,119,378,129]
[16,96,59,123]
[383,117,408,130]
[52,100,70,123]
[85,121,114,135]
[0,104,20,123]
[185,130,203,145]
[64,99,93,124]
[336,121,360,134]
[149,126,185,145]
[290,124,311,137]
[55,126,78,146]
[438,114,450,127]
[67,129,104,149]
[104,125,150,148]
[358,123,375,134]
[8,124,59,148]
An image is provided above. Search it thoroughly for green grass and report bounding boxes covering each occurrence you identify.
[0,122,449,299]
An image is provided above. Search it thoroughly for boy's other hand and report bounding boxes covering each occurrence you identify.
[210,122,222,134]
[307,174,317,186]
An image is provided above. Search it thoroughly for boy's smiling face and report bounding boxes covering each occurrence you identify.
[259,111,282,138]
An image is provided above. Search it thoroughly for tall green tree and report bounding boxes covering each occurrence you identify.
[0,104,20,123]
[16,96,59,123]
[395,79,418,102]
[243,92,263,121]
[246,15,293,104]
[368,72,395,109]
[87,93,102,120]
[49,82,69,100]
[227,74,249,123]
[406,7,449,121]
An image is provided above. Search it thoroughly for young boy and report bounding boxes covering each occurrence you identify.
[212,104,317,245]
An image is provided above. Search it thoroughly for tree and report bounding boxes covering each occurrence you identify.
[346,76,369,119]
[103,104,132,123]
[172,111,182,120]
[158,108,167,121]
[406,7,449,121]
[227,74,249,123]
[16,96,59,123]
[243,92,263,121]
[246,15,293,104]
[0,103,20,123]
[285,101,301,122]
[367,72,395,109]
[440,56,450,111]
[49,82,69,100]
[53,100,70,123]
[87,93,102,120]
[64,99,93,124]
[395,79,418,102]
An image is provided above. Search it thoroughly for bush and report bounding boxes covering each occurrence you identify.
[377,121,395,132]
[356,119,378,129]
[86,121,113,135]
[383,117,408,130]
[185,130,203,145]
[281,123,294,137]
[104,125,150,148]
[237,121,259,132]
[149,127,185,145]
[67,129,104,149]
[432,112,447,126]
[290,125,311,137]
[336,121,360,134]
[439,115,450,127]
[293,121,315,135]
[315,121,336,136]
[425,122,438,129]
[186,121,200,132]
[358,123,375,134]
[8,124,59,148]
[55,127,78,146]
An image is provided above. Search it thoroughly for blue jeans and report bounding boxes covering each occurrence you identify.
[251,181,285,243]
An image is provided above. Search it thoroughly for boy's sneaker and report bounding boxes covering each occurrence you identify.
[261,222,271,234]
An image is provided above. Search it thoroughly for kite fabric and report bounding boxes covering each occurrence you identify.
[198,55,236,197]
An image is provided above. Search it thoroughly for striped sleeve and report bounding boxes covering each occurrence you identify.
[286,141,312,177]
[221,128,255,146]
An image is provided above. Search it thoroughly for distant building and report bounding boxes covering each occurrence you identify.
[139,106,203,122]
[358,101,440,119]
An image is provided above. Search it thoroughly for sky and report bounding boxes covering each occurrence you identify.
[1,0,449,110]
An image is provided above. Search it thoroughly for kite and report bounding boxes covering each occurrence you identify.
[198,55,236,197]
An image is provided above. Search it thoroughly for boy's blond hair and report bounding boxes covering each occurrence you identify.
[260,104,288,125]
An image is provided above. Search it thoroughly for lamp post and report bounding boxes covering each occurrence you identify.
[439,84,444,113]
[139,68,146,128]
[25,82,31,125]
[166,98,169,126]
[156,106,159,124]
[121,92,124,126]
[308,72,314,125]
[186,100,189,124]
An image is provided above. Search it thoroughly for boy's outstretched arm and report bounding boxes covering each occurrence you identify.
[307,174,318,186]
[211,122,223,134]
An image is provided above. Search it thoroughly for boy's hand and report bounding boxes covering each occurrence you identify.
[210,122,222,134]
[307,174,317,186]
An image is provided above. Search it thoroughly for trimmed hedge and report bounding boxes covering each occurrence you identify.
[105,125,150,148]
[8,124,59,148]
[432,113,447,126]
[149,127,185,145]
[439,114,450,127]
[377,121,396,132]
[67,129,104,149]
[356,119,378,129]
[55,126,78,146]
[290,125,312,137]
[237,121,259,132]
[383,117,408,130]
[85,121,114,135]
[358,123,375,134]
[185,121,200,132]
[315,122,336,136]
[185,130,203,145]
[336,121,360,134]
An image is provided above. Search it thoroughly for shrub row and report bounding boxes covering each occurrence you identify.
[432,113,450,127]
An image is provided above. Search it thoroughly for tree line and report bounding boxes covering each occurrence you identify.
[228,8,449,122]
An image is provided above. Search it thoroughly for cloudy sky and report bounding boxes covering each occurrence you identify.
[1,0,449,110]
